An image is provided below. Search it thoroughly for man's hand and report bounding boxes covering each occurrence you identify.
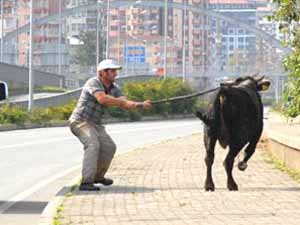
[142,100,152,110]
[124,100,137,110]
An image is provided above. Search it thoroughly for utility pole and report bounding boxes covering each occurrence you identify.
[182,0,186,82]
[105,0,110,58]
[125,9,128,76]
[1,0,4,62]
[163,0,167,79]
[28,0,34,111]
[96,2,100,66]
[58,0,62,75]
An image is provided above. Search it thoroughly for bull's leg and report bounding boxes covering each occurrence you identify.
[204,130,217,191]
[224,146,241,191]
[238,137,260,171]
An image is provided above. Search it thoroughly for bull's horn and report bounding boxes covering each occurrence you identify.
[254,75,264,82]
[222,79,236,86]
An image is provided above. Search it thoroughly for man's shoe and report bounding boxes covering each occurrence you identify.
[95,178,113,186]
[79,183,100,191]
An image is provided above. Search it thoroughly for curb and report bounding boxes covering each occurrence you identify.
[0,121,69,132]
[38,176,80,225]
[0,114,195,132]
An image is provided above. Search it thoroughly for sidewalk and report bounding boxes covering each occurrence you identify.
[41,125,300,225]
[265,111,300,150]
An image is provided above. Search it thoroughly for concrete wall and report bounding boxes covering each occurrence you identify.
[0,62,65,88]
[266,113,300,172]
[268,139,300,171]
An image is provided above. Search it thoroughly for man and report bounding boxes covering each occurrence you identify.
[69,59,152,191]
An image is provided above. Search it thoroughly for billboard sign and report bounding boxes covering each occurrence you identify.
[124,46,146,63]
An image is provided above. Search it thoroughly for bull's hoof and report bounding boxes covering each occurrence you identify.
[204,181,215,192]
[227,182,238,191]
[238,161,248,171]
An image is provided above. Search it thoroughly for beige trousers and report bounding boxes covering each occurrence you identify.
[70,121,116,184]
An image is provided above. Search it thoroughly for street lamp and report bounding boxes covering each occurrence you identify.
[105,0,110,59]
[58,0,62,75]
[28,0,34,111]
[182,0,186,82]
[1,0,4,62]
[96,1,104,68]
[125,9,128,76]
[163,0,167,79]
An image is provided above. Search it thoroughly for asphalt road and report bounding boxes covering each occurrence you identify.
[0,119,202,216]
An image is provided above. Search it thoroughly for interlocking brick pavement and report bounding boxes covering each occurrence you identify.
[59,134,300,225]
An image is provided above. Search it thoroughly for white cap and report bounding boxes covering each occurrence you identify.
[97,59,122,71]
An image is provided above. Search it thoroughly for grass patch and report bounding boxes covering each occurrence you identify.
[262,140,300,182]
[53,182,79,225]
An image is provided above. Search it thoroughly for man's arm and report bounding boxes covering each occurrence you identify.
[94,91,137,109]
[94,91,152,110]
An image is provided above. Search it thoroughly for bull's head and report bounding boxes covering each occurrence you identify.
[221,75,271,92]
[254,76,271,91]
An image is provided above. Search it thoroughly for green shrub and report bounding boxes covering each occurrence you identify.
[35,85,68,93]
[121,77,197,117]
[0,104,28,125]
[0,78,198,124]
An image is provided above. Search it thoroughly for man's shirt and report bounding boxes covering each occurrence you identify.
[69,76,122,124]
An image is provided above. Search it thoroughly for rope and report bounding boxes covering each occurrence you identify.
[151,87,219,105]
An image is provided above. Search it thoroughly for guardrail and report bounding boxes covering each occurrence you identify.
[1,88,82,108]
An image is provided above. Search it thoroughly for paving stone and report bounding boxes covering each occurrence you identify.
[59,134,300,225]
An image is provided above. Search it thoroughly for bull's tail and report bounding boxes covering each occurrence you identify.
[195,110,214,126]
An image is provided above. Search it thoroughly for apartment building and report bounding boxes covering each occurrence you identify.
[0,0,18,64]
[107,6,163,76]
[30,0,69,75]
[15,0,29,66]
[256,1,283,73]
[66,0,99,37]
[108,0,210,76]
[208,0,258,74]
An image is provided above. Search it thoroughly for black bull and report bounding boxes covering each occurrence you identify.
[195,76,271,191]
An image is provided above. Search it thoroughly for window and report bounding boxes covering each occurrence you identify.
[238,29,244,34]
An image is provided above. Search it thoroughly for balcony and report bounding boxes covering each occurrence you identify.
[132,19,141,25]
[193,60,201,66]
[33,8,48,14]
[192,0,201,4]
[150,9,159,14]
[193,40,201,46]
[193,19,201,24]
[193,50,201,56]
[193,29,201,35]
[132,8,140,14]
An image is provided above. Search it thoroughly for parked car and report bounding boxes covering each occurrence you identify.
[0,81,8,101]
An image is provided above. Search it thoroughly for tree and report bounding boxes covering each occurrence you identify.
[271,0,300,117]
[73,30,106,67]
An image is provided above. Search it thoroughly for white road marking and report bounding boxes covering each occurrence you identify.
[0,165,81,214]
[0,123,200,150]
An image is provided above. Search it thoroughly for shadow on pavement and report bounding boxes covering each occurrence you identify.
[57,185,156,196]
[212,186,300,192]
[0,201,48,214]
[241,186,300,192]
